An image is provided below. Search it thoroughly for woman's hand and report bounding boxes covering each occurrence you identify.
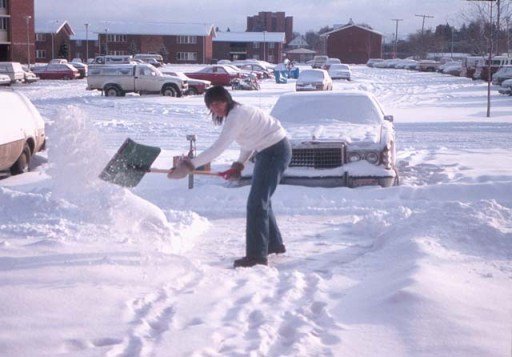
[167,159,194,179]
[219,162,244,180]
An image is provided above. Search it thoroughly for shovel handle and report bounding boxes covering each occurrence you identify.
[149,168,221,176]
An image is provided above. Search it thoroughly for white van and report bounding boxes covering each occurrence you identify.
[94,55,134,64]
[0,62,25,83]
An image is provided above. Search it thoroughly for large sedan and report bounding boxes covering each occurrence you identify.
[185,65,240,86]
[0,91,46,176]
[240,91,399,188]
[32,63,80,80]
[295,69,333,91]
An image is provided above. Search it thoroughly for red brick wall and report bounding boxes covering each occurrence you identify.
[326,27,382,64]
[7,0,34,63]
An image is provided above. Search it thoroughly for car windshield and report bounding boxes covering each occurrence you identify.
[271,94,383,125]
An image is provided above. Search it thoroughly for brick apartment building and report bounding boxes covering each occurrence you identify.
[3,3,291,65]
[246,11,293,46]
[0,0,34,64]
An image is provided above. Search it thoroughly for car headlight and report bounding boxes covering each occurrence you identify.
[365,151,380,164]
[348,151,381,165]
[348,152,362,162]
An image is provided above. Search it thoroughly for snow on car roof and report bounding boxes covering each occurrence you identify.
[270,91,385,125]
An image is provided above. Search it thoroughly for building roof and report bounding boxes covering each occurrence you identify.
[320,24,382,37]
[38,20,215,39]
[35,19,75,35]
[214,31,285,43]
[285,48,316,54]
[288,35,309,48]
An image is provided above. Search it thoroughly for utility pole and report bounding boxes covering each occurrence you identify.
[392,19,403,58]
[415,14,434,58]
[24,16,31,69]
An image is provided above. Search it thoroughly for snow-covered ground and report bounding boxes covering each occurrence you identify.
[1,65,511,357]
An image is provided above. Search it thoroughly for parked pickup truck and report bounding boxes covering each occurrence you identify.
[86,63,188,97]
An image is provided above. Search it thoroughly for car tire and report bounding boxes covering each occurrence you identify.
[186,87,198,96]
[10,143,31,175]
[162,85,177,97]
[105,85,122,97]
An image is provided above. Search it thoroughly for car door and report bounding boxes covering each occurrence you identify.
[134,65,160,93]
[212,66,230,86]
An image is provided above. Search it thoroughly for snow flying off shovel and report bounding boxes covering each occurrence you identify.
[99,138,219,188]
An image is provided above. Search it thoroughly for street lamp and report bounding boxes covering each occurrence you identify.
[263,31,266,62]
[85,23,89,62]
[51,20,58,59]
[104,28,109,55]
[24,15,31,69]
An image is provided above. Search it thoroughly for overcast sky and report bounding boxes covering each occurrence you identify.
[35,0,473,40]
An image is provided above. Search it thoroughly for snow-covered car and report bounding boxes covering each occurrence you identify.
[241,91,399,188]
[0,73,11,86]
[22,66,38,83]
[327,63,352,80]
[296,69,333,91]
[0,61,25,83]
[0,90,46,175]
[492,65,512,85]
[497,78,512,95]
[322,57,342,70]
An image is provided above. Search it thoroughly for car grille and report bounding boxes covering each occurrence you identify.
[290,144,345,169]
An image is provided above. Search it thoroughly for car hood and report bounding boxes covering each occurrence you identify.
[287,123,383,146]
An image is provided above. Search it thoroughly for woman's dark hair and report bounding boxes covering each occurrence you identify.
[204,85,239,125]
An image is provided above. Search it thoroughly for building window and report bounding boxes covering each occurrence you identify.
[269,43,275,49]
[0,17,7,30]
[36,33,46,42]
[36,50,47,59]
[253,42,259,49]
[176,52,197,61]
[177,36,197,44]
[111,50,127,56]
[107,34,127,43]
[0,0,6,9]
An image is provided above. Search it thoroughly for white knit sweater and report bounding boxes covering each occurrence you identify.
[191,104,287,168]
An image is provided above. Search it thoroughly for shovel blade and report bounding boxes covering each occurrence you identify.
[99,138,161,187]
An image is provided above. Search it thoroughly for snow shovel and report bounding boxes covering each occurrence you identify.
[99,138,220,188]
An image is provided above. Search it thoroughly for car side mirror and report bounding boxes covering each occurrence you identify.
[384,115,394,122]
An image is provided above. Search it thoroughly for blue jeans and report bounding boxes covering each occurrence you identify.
[246,137,292,258]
